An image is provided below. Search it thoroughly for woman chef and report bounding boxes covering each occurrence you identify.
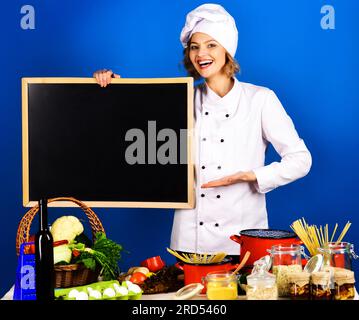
[94,4,312,260]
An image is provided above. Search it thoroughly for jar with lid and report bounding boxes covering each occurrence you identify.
[246,260,278,300]
[317,242,358,270]
[203,271,238,300]
[287,271,310,300]
[268,244,307,297]
[311,271,332,300]
[333,268,355,300]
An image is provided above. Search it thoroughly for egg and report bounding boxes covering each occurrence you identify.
[76,291,89,300]
[103,287,116,298]
[114,285,129,296]
[68,289,79,299]
[89,289,102,299]
[128,283,141,294]
[124,280,133,288]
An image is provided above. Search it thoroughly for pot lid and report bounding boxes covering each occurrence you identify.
[173,283,204,300]
[240,229,296,239]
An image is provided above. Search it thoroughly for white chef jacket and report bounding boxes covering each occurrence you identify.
[170,77,312,255]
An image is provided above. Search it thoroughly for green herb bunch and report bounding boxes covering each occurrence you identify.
[70,232,124,281]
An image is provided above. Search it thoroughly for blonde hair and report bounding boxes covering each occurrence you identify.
[182,45,240,80]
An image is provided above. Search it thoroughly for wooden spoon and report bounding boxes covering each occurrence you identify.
[231,251,251,275]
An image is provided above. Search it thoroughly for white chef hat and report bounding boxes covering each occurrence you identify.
[180,3,238,57]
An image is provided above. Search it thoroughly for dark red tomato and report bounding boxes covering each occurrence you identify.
[24,235,36,254]
[72,249,81,257]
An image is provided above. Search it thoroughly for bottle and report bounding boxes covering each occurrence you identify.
[35,198,54,300]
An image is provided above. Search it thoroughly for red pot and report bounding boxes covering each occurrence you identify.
[175,258,238,294]
[230,229,304,271]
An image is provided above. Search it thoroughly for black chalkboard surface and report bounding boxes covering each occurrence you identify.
[22,78,194,208]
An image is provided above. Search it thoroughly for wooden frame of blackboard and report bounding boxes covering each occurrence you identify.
[22,77,194,208]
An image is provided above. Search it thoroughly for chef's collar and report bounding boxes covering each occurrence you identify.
[201,77,241,116]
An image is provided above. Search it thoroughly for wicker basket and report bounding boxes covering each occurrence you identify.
[16,197,105,288]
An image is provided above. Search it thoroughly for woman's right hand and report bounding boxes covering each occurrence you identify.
[93,69,121,87]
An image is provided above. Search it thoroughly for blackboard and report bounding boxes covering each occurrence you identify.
[22,78,194,208]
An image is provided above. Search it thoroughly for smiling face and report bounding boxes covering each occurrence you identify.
[188,32,227,80]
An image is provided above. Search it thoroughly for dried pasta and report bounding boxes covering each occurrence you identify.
[290,218,351,256]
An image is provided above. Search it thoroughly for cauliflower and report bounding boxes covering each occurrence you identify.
[51,216,84,242]
[53,244,72,264]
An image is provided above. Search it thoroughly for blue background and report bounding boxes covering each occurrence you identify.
[1,0,358,296]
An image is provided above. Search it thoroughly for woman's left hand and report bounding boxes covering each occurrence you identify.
[201,171,257,188]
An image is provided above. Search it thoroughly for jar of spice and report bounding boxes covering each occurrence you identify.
[268,245,305,297]
[246,260,278,300]
[333,269,355,300]
[288,271,311,300]
[311,271,332,300]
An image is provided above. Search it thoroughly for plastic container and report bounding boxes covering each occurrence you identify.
[268,244,305,297]
[203,271,238,300]
[287,271,310,300]
[333,269,355,300]
[246,260,277,300]
[311,271,332,300]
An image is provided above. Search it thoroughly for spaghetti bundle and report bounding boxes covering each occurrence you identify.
[290,218,352,256]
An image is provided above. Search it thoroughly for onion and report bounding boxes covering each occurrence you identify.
[133,267,150,275]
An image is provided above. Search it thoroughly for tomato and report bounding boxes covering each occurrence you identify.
[129,272,147,285]
[72,249,81,257]
[24,235,36,254]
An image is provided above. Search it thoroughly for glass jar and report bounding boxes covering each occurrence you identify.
[268,245,305,297]
[287,271,311,300]
[318,242,358,270]
[333,269,355,300]
[246,260,278,300]
[311,271,332,300]
[204,271,238,300]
